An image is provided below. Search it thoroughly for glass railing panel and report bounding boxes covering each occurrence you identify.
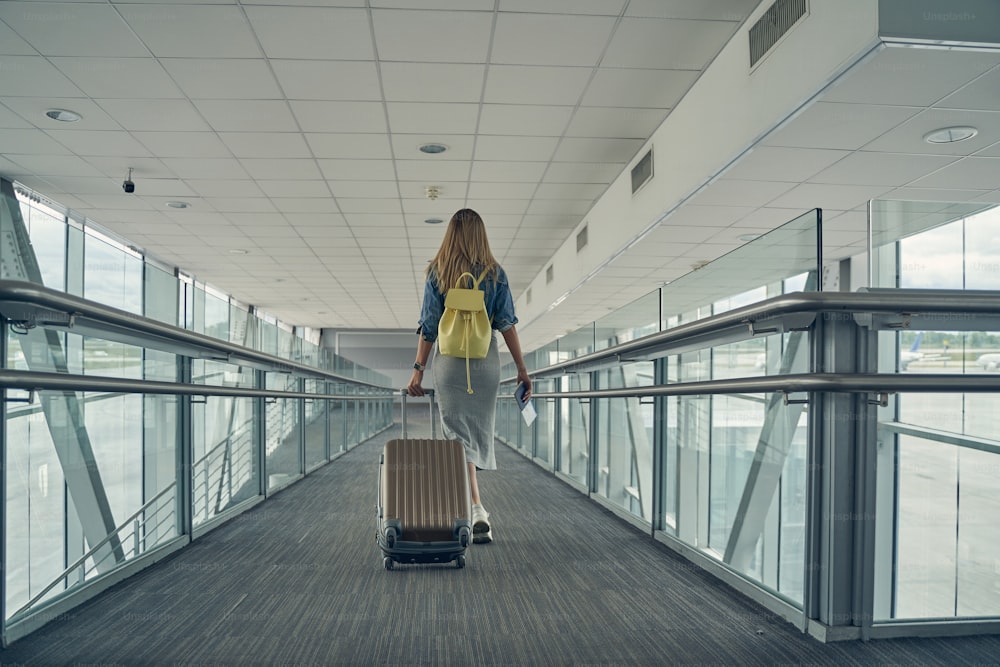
[662,209,820,327]
[5,401,68,616]
[144,263,179,326]
[878,391,1000,621]
[595,291,659,351]
[532,378,555,463]
[192,360,258,526]
[304,379,327,468]
[557,374,590,486]
[557,323,595,360]
[265,373,302,491]
[328,383,347,455]
[595,361,654,521]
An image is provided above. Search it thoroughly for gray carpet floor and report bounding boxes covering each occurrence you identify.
[2,407,999,666]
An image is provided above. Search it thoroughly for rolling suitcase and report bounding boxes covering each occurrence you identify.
[376,389,472,570]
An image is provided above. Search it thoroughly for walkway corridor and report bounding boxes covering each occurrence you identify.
[2,407,998,666]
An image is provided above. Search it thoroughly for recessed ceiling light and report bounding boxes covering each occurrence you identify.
[45,108,82,123]
[228,248,249,255]
[419,143,448,155]
[923,126,978,144]
[165,201,190,209]
[424,217,444,224]
[738,233,761,242]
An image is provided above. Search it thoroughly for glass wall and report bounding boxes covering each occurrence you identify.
[2,181,393,634]
[871,201,1000,621]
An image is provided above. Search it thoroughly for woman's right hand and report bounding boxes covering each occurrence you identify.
[407,371,425,397]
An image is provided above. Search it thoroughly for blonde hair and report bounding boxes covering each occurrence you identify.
[427,208,499,294]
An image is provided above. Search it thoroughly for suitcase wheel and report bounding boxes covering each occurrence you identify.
[455,555,466,569]
[384,556,394,571]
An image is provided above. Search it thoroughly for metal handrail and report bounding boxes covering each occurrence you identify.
[508,373,1000,400]
[0,279,387,388]
[12,482,178,618]
[0,370,393,401]
[512,289,1000,379]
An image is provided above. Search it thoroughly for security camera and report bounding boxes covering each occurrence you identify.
[123,167,135,194]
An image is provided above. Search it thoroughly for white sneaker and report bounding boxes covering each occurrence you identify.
[471,503,492,544]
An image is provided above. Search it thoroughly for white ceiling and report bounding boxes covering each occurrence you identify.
[2,1,1000,355]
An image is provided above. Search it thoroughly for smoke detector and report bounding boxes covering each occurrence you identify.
[425,186,441,200]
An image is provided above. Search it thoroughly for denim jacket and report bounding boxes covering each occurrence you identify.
[416,266,518,342]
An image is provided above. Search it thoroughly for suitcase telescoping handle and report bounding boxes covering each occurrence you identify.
[400,388,435,440]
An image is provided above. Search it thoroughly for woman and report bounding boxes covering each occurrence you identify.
[407,208,532,544]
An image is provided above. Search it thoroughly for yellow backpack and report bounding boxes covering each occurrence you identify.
[438,270,491,393]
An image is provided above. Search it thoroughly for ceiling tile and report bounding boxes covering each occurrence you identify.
[372,0,493,8]
[4,98,123,131]
[0,103,32,129]
[766,183,896,211]
[391,134,475,161]
[96,99,210,132]
[329,181,400,199]
[811,152,961,187]
[468,182,538,199]
[45,130,150,157]
[270,60,382,102]
[396,159,471,182]
[185,180,265,198]
[0,56,83,97]
[160,158,249,180]
[239,158,322,180]
[474,136,559,161]
[195,101,299,133]
[120,5,261,58]
[723,146,851,182]
[50,58,183,99]
[582,68,698,108]
[0,3,147,57]
[500,0,626,14]
[248,6,374,59]
[219,133,312,159]
[386,102,479,135]
[471,161,548,182]
[133,132,233,159]
[478,104,574,137]
[372,10,492,63]
[492,12,615,67]
[861,108,1000,156]
[381,63,486,103]
[290,101,387,133]
[764,102,922,151]
[0,19,34,55]
[907,156,1000,191]
[318,159,396,181]
[308,133,393,160]
[161,59,282,100]
[827,47,1000,108]
[257,180,331,198]
[484,65,592,106]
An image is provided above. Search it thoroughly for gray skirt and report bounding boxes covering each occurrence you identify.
[432,334,499,470]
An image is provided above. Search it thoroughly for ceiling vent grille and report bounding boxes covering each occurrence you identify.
[749,0,807,69]
[630,149,653,195]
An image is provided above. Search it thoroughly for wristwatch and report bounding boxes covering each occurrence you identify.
[413,362,425,372]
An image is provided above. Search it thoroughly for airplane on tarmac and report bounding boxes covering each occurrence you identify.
[976,352,1000,371]
[900,332,924,371]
